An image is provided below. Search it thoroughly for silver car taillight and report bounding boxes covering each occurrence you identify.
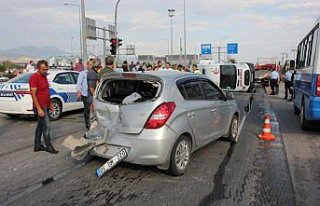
[144,102,176,129]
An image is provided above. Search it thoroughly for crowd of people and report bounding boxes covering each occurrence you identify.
[119,60,201,74]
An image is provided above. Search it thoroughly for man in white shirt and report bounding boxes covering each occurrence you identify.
[26,60,35,72]
[284,67,293,99]
[269,68,279,95]
[164,62,173,71]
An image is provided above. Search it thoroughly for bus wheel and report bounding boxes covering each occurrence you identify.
[293,104,300,115]
[300,102,310,130]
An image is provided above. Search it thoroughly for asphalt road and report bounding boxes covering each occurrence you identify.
[0,87,318,206]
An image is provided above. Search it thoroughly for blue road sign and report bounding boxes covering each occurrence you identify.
[201,44,212,55]
[227,43,238,54]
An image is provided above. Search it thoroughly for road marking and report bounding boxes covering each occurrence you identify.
[236,113,248,143]
[0,162,87,206]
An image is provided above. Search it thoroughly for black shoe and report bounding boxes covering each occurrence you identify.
[284,97,287,99]
[46,146,59,154]
[34,144,46,152]
[288,99,292,102]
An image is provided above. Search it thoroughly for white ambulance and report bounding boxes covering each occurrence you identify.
[198,61,254,92]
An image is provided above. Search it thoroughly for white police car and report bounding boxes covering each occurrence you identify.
[0,70,83,120]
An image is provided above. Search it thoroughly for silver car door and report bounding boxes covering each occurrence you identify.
[178,81,214,146]
[200,80,232,137]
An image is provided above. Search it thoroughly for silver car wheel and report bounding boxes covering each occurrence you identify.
[175,140,190,171]
[231,117,238,139]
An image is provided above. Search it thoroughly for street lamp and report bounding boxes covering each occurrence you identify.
[70,37,74,56]
[168,9,175,61]
[183,0,187,65]
[63,3,83,59]
[115,0,122,67]
[218,35,229,63]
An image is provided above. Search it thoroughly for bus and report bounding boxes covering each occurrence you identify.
[198,61,254,92]
[293,16,320,130]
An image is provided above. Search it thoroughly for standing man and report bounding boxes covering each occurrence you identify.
[29,60,58,154]
[269,68,280,95]
[76,60,94,133]
[192,64,201,74]
[284,66,293,100]
[164,62,173,71]
[74,58,84,72]
[98,56,114,80]
[26,60,35,73]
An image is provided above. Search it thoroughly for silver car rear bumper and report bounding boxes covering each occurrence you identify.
[90,125,178,166]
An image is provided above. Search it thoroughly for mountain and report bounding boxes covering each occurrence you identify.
[4,46,67,59]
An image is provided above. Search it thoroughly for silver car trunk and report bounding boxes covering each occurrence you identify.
[94,73,163,134]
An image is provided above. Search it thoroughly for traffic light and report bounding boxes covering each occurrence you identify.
[110,38,117,55]
[118,38,122,47]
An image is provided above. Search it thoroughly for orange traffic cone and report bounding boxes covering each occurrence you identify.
[258,114,276,141]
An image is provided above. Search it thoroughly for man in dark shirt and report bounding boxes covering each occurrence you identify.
[98,56,114,80]
[29,60,58,154]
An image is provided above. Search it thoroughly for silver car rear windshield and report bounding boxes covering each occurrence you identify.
[97,79,161,104]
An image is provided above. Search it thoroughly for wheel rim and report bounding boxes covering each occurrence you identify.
[49,102,60,119]
[231,117,238,138]
[175,140,190,171]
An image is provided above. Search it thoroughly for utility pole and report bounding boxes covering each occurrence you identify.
[103,27,107,57]
[280,52,288,66]
[63,3,83,59]
[80,0,87,62]
[168,9,175,63]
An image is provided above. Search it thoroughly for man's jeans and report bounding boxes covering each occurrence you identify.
[34,108,51,147]
[82,95,92,130]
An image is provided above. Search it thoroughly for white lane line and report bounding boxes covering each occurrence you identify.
[235,113,248,142]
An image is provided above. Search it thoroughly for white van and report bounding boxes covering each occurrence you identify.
[198,62,254,92]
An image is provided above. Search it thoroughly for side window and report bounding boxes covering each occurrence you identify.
[53,73,74,85]
[70,72,79,83]
[180,81,204,100]
[178,85,187,99]
[200,81,224,100]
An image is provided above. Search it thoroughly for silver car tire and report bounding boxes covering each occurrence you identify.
[49,99,62,121]
[168,135,191,176]
[227,115,238,142]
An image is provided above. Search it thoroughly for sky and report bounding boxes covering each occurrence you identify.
[0,0,319,63]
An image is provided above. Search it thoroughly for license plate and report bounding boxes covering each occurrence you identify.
[0,92,14,97]
[96,148,127,177]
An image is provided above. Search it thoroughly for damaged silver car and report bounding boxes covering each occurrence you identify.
[73,71,240,176]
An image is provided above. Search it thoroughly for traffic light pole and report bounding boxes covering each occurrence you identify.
[114,0,121,67]
[80,0,87,62]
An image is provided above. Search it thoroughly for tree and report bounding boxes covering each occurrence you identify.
[2,60,17,69]
[0,64,5,72]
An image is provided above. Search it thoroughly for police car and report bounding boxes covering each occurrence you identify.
[0,70,83,120]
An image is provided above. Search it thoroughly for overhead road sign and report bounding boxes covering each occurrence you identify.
[86,18,97,40]
[201,44,212,55]
[227,43,238,54]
